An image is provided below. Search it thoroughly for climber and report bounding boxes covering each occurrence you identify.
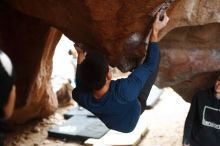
[0,50,16,145]
[72,11,169,133]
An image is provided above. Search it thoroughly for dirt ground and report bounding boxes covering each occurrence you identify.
[4,87,190,146]
[138,87,190,146]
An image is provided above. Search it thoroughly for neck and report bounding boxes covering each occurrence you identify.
[215,93,220,100]
[93,82,110,100]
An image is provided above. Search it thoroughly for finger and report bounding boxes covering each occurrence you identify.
[162,13,169,23]
[164,12,167,17]
[164,12,168,19]
[165,15,169,23]
[156,12,160,21]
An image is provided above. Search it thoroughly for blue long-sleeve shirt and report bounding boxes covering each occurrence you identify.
[72,42,160,133]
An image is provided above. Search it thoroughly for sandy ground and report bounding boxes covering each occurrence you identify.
[138,88,190,146]
[4,87,190,146]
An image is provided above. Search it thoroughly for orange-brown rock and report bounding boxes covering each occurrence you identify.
[157,0,220,101]
[0,2,60,123]
[159,23,220,101]
[6,0,178,71]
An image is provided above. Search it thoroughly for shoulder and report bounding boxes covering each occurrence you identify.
[194,87,214,101]
[72,87,87,99]
[197,87,213,96]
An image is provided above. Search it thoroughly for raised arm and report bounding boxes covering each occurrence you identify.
[142,12,169,71]
[116,12,169,101]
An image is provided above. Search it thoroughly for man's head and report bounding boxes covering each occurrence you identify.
[78,51,111,91]
[215,75,220,94]
[0,50,16,120]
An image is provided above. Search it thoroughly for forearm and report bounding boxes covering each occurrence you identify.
[121,42,160,100]
[143,28,158,46]
[142,42,160,71]
[149,30,158,42]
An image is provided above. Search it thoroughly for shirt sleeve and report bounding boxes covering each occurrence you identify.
[182,92,199,145]
[114,42,160,102]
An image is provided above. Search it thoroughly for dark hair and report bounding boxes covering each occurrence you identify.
[0,50,15,119]
[78,51,109,90]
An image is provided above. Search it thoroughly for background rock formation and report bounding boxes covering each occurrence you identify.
[0,3,60,123]
[159,23,220,102]
[0,0,220,122]
[158,0,220,101]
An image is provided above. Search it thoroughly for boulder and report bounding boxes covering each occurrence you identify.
[158,0,220,101]
[0,0,219,122]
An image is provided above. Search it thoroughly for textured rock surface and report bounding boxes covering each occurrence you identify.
[9,28,61,123]
[1,0,220,122]
[0,2,60,123]
[159,23,220,101]
[159,0,220,38]
[157,0,220,101]
[7,0,175,72]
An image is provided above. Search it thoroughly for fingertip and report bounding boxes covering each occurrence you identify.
[156,12,160,18]
[166,16,170,22]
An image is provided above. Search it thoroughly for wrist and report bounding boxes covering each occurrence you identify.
[150,30,158,42]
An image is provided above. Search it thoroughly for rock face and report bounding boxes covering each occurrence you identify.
[0,2,60,123]
[0,0,220,122]
[159,23,220,102]
[157,0,220,101]
[7,0,176,72]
